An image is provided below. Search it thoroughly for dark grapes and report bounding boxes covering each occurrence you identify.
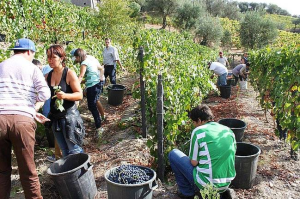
[108,165,153,184]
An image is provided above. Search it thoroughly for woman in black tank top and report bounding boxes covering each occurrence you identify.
[46,45,84,157]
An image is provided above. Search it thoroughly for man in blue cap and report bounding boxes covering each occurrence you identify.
[0,38,50,199]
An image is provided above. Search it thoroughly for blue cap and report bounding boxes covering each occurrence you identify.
[10,38,36,52]
[70,49,77,57]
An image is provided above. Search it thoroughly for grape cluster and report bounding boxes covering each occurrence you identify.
[108,165,153,184]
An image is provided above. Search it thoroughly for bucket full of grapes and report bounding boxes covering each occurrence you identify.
[104,165,157,199]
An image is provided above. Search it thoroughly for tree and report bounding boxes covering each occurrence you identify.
[196,16,223,47]
[221,29,232,51]
[222,2,241,20]
[97,0,132,39]
[267,4,280,14]
[238,2,249,13]
[145,0,179,29]
[240,12,278,49]
[174,3,202,30]
[292,18,300,31]
[129,2,141,18]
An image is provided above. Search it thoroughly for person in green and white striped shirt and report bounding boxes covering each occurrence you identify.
[169,105,236,199]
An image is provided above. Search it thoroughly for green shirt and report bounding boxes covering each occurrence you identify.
[81,56,100,88]
[189,122,236,192]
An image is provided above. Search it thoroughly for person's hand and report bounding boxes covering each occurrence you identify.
[35,113,50,124]
[55,91,66,100]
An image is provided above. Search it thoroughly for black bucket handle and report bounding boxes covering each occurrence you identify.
[82,162,93,172]
[149,179,158,190]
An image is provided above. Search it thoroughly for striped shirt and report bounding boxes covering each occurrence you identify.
[189,122,236,192]
[0,54,51,118]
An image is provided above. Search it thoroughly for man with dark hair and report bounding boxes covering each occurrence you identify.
[217,51,229,67]
[102,38,123,84]
[240,62,250,81]
[169,104,236,199]
[242,52,248,64]
[0,38,50,199]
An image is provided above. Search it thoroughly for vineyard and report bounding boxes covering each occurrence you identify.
[250,46,300,154]
[0,0,300,198]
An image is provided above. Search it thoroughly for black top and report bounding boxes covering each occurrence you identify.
[47,67,75,117]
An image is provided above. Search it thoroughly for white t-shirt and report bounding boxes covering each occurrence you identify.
[217,57,228,66]
[209,62,228,76]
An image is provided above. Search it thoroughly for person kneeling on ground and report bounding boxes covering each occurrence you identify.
[168,104,236,199]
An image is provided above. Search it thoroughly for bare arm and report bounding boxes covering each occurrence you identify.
[191,159,198,167]
[97,64,105,81]
[115,60,124,70]
[56,69,83,101]
[78,64,87,84]
[35,102,45,112]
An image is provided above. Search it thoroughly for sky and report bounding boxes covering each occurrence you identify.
[233,0,300,16]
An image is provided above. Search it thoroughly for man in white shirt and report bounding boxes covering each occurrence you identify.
[102,38,123,84]
[209,62,228,86]
[217,51,229,67]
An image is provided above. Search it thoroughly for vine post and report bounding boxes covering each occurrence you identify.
[138,46,147,138]
[157,74,165,182]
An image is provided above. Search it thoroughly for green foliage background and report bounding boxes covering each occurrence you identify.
[250,46,300,150]
[133,29,216,163]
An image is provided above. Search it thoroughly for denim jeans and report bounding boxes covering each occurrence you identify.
[86,82,102,129]
[217,72,228,86]
[168,149,199,196]
[42,97,51,117]
[104,65,116,84]
[52,118,83,157]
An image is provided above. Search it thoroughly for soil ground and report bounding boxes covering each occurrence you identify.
[9,73,300,199]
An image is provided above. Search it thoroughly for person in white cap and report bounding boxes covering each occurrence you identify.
[0,38,50,199]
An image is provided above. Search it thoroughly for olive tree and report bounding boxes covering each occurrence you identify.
[174,3,202,30]
[292,18,300,31]
[240,12,278,49]
[145,0,179,29]
[195,16,223,47]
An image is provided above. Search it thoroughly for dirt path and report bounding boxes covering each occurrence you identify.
[10,77,299,199]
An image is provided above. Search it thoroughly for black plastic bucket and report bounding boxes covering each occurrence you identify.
[218,118,247,142]
[231,142,261,189]
[219,85,231,99]
[47,153,97,199]
[226,79,235,86]
[107,84,126,106]
[104,165,157,199]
